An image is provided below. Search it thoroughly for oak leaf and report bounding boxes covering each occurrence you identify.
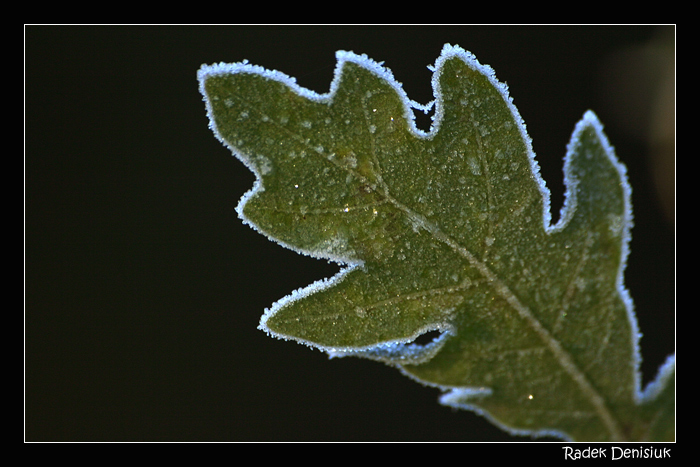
[198,44,674,441]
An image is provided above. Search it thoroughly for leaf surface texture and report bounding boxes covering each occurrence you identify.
[198,44,674,441]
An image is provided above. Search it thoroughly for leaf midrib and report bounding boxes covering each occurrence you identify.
[397,197,624,441]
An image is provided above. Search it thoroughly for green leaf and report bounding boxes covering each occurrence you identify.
[197,44,674,441]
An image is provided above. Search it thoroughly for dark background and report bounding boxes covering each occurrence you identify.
[25,25,674,442]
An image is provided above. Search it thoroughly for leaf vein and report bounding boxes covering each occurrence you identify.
[382,191,625,441]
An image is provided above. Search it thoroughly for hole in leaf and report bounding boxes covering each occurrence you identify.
[407,329,445,347]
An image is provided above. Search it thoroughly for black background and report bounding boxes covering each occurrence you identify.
[25,25,675,442]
